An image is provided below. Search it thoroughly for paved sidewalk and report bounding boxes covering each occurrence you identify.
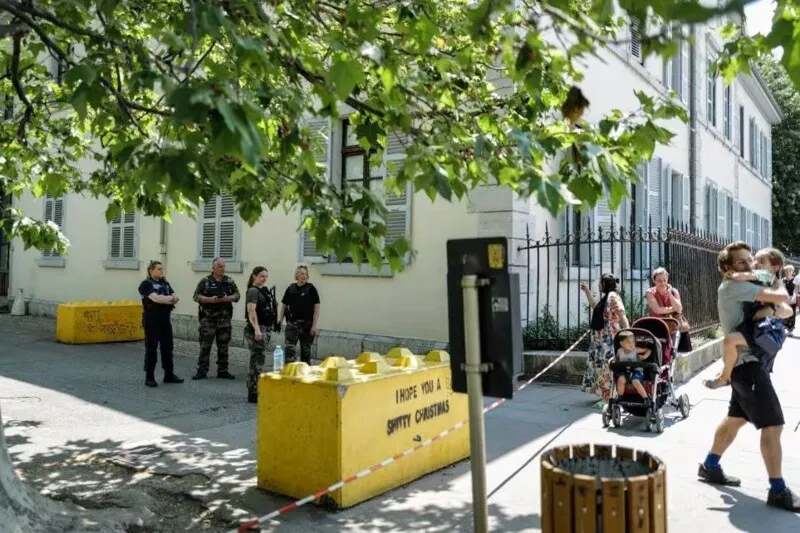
[1,314,800,532]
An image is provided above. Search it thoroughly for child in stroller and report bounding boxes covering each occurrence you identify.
[613,331,653,406]
[602,317,691,433]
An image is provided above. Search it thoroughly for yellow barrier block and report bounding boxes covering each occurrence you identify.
[257,348,469,509]
[56,300,144,344]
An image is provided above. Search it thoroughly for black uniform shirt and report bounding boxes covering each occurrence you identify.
[281,282,320,322]
[139,278,175,316]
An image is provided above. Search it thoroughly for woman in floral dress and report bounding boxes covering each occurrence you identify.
[580,273,629,407]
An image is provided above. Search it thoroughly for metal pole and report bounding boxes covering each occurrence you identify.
[461,274,489,533]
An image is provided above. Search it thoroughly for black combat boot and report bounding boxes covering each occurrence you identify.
[248,391,258,404]
[145,374,158,388]
[164,374,184,384]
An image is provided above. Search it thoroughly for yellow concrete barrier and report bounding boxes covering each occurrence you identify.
[256,348,470,508]
[56,300,144,344]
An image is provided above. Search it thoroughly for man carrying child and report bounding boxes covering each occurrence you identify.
[697,241,799,512]
[704,247,791,389]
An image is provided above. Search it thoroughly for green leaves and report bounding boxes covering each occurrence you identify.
[0,0,771,272]
[328,54,364,101]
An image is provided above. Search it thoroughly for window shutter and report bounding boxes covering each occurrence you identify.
[662,163,671,226]
[300,118,332,262]
[682,174,690,226]
[767,136,772,180]
[733,95,740,152]
[629,20,642,62]
[42,197,65,258]
[648,157,662,229]
[717,191,726,238]
[110,212,122,259]
[732,200,740,240]
[382,133,412,262]
[200,196,218,260]
[42,197,54,258]
[746,210,753,245]
[681,40,689,101]
[218,194,236,259]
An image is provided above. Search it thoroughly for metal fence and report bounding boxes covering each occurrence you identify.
[519,216,736,351]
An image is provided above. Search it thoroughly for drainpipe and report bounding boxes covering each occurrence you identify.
[688,24,698,232]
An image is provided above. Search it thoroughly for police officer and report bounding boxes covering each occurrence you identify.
[192,257,241,380]
[278,265,321,364]
[244,266,279,403]
[138,260,184,388]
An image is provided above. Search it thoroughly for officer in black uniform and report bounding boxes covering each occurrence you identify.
[278,265,321,364]
[139,260,184,388]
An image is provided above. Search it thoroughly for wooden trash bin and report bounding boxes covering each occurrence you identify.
[541,443,666,533]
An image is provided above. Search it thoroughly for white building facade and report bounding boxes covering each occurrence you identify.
[4,13,779,354]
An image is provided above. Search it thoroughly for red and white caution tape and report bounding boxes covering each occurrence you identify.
[231,330,590,532]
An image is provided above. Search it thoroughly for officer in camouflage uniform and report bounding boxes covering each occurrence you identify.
[192,257,241,380]
[244,266,279,403]
[278,265,321,364]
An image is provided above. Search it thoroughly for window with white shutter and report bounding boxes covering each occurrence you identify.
[672,41,683,100]
[299,116,413,275]
[193,193,241,272]
[105,210,139,269]
[681,174,690,226]
[732,200,740,240]
[299,118,332,263]
[723,85,731,140]
[38,195,66,267]
[753,213,761,249]
[738,105,745,156]
[767,135,772,181]
[745,209,753,245]
[629,19,643,65]
[706,54,717,126]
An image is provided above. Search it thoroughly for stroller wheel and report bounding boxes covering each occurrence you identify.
[611,404,623,428]
[678,394,691,418]
[654,409,665,433]
[602,405,611,428]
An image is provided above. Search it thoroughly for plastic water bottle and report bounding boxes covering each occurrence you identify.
[273,345,285,373]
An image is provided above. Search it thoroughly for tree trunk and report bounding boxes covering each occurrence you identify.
[0,404,154,532]
[0,404,60,532]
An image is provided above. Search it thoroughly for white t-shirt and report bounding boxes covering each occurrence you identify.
[616,348,637,362]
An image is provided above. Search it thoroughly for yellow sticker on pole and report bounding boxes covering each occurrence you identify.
[488,243,505,269]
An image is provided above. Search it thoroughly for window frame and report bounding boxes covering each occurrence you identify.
[104,210,140,270]
[192,193,243,273]
[37,195,66,268]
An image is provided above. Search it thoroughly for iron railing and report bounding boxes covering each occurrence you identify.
[519,217,731,351]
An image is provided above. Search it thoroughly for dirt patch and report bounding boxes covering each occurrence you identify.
[17,454,238,532]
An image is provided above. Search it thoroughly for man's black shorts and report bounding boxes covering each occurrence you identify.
[728,361,784,429]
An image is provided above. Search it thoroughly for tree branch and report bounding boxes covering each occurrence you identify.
[0,21,26,38]
[0,0,101,39]
[10,31,33,140]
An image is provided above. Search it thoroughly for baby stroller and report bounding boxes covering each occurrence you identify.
[602,317,690,433]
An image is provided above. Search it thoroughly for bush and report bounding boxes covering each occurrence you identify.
[523,305,590,351]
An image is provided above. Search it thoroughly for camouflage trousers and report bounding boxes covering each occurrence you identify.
[285,321,314,364]
[197,316,232,374]
[245,325,271,395]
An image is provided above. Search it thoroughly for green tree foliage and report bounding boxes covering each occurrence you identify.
[756,54,800,255]
[0,0,774,271]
